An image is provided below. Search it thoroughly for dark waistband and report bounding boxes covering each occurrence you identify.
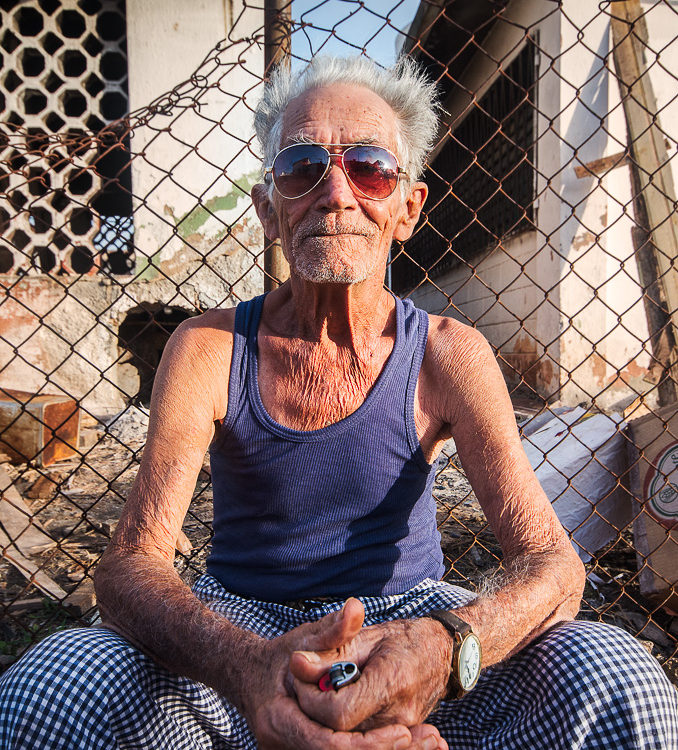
[281,596,346,611]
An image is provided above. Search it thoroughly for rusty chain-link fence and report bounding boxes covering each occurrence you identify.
[1,0,677,684]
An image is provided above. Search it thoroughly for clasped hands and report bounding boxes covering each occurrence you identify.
[243,598,453,749]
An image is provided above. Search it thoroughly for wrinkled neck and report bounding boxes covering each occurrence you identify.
[263,276,395,365]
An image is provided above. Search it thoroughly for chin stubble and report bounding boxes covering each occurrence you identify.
[291,216,379,284]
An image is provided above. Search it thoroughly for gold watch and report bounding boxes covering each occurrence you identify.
[426,609,482,699]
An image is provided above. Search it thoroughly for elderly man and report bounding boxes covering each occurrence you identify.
[1,56,676,750]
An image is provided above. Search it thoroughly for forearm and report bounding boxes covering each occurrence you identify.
[449,542,585,667]
[94,549,265,712]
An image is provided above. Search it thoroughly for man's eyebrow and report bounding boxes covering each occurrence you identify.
[284,132,380,146]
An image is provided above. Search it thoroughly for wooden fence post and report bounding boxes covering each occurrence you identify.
[263,0,291,292]
[611,0,678,401]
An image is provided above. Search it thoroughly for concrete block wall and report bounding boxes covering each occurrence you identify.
[0,0,127,275]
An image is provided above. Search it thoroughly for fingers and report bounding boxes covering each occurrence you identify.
[409,724,449,750]
[256,693,416,750]
[290,619,445,733]
[289,628,379,684]
[292,659,390,731]
[327,597,365,649]
[351,724,443,750]
[297,597,366,653]
[290,625,402,731]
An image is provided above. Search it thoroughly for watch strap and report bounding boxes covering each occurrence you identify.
[427,608,472,638]
[426,609,473,700]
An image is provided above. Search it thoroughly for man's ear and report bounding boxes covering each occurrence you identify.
[393,181,428,242]
[251,183,280,240]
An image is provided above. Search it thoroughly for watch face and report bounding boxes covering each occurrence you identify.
[458,633,482,691]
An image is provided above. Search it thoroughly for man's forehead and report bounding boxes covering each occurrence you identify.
[279,84,398,148]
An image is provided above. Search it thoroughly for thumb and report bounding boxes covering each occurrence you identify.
[297,597,365,653]
[290,598,364,682]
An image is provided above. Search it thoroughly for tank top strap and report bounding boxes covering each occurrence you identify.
[222,294,266,433]
[402,302,430,470]
[222,294,429,452]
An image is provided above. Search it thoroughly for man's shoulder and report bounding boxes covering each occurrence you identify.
[163,307,237,374]
[421,313,497,388]
[171,307,237,347]
[425,313,492,358]
[156,307,238,420]
[418,313,506,430]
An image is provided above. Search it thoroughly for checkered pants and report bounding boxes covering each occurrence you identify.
[1,576,676,749]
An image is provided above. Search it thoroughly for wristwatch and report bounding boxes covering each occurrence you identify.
[426,609,482,699]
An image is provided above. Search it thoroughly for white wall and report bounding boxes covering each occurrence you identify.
[555,0,652,409]
[641,0,678,190]
[409,231,562,394]
[125,0,265,301]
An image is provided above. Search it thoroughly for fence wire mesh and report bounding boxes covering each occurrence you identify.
[0,0,677,684]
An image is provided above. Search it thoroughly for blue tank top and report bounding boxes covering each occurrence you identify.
[206,293,444,601]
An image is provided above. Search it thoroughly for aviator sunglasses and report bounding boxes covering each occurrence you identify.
[265,143,408,200]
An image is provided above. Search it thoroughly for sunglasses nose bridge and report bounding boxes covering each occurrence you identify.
[326,151,348,177]
[318,151,356,195]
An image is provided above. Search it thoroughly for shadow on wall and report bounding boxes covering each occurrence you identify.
[118,304,195,406]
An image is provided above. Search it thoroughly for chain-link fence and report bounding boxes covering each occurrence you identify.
[1,0,677,683]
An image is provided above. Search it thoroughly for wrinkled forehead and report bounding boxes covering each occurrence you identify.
[280,84,400,152]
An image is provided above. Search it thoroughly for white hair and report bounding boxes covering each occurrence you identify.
[254,55,441,184]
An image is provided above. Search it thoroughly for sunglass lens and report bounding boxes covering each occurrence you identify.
[344,146,399,199]
[273,144,328,198]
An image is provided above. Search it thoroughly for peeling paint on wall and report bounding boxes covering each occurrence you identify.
[498,333,559,395]
[174,171,259,238]
[571,231,596,251]
[500,334,539,388]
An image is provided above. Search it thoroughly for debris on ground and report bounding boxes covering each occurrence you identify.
[626,403,678,615]
[26,471,69,500]
[104,405,150,444]
[521,407,631,562]
[0,389,80,467]
[0,464,95,613]
[0,465,56,557]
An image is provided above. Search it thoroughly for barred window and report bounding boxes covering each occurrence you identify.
[393,40,536,291]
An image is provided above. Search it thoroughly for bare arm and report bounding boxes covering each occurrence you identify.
[94,310,257,698]
[94,310,443,750]
[424,318,585,666]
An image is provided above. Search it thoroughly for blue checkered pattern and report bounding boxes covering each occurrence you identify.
[1,575,676,749]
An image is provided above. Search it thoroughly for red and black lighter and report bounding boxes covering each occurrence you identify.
[318,661,361,692]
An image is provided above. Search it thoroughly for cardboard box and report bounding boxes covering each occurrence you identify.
[627,404,678,614]
[0,389,80,467]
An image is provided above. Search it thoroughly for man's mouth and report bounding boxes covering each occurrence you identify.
[303,231,370,239]
[294,217,375,243]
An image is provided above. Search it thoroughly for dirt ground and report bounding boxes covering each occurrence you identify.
[1,419,677,689]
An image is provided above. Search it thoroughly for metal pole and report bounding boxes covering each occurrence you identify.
[264,0,291,292]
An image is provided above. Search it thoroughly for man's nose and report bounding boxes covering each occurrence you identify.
[316,155,357,210]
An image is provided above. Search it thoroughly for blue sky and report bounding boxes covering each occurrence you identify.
[290,0,421,67]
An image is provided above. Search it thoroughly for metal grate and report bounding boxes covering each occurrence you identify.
[395,39,537,289]
[0,0,128,276]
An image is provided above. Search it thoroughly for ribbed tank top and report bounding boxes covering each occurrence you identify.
[206,293,444,601]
